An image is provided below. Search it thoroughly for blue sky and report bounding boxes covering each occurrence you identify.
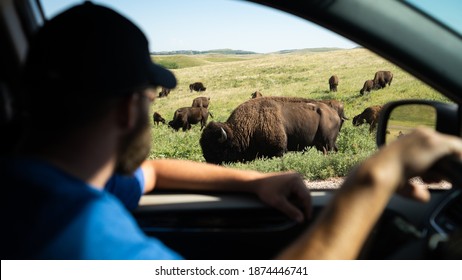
[40,0,357,53]
[41,0,462,54]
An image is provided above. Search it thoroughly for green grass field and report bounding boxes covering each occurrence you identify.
[148,48,452,180]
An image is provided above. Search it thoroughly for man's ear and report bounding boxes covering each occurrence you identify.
[116,93,140,130]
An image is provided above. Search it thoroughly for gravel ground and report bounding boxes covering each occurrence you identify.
[305,177,344,190]
[305,177,452,190]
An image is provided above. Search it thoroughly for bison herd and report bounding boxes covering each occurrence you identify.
[152,70,391,164]
[154,96,212,131]
[327,71,393,96]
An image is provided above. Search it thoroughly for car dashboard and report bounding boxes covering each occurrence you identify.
[133,187,461,259]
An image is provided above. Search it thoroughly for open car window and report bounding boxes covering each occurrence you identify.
[38,0,455,184]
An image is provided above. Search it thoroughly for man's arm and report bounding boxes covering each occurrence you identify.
[277,127,462,259]
[140,159,312,222]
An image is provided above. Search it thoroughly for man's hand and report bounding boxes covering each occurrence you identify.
[351,127,462,202]
[253,172,312,223]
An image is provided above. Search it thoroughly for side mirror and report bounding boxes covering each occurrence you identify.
[376,100,460,147]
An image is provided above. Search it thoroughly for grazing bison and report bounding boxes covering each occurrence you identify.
[329,75,339,92]
[168,107,211,131]
[373,71,393,89]
[153,112,165,125]
[189,82,206,92]
[251,91,263,98]
[352,105,383,133]
[200,97,341,164]
[158,87,171,98]
[192,96,210,108]
[360,80,375,95]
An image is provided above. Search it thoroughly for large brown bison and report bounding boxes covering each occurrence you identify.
[168,107,211,131]
[192,96,210,108]
[152,112,165,125]
[189,82,206,92]
[200,97,341,164]
[329,75,339,92]
[352,105,383,133]
[373,71,393,89]
[251,91,263,98]
[360,80,374,95]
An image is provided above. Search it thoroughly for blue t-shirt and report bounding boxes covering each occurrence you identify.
[0,158,182,260]
[105,168,145,210]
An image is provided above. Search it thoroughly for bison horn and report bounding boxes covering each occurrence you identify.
[218,127,227,143]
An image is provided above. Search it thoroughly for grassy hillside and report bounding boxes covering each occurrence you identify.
[148,48,452,180]
[152,54,260,69]
[151,49,258,56]
[153,55,209,69]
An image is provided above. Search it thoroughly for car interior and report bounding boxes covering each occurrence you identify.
[1,0,461,259]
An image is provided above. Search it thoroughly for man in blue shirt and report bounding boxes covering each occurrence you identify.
[2,158,182,259]
[1,2,311,259]
[4,2,461,260]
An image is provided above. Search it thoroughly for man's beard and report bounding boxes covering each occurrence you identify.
[115,110,151,175]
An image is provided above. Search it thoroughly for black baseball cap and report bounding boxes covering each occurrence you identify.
[23,1,176,96]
